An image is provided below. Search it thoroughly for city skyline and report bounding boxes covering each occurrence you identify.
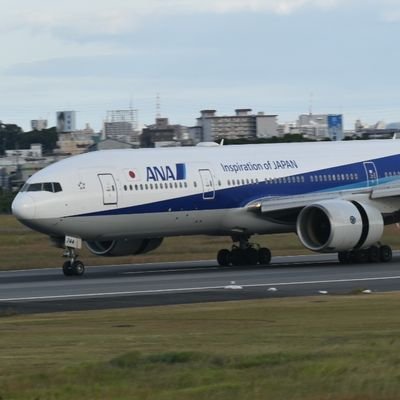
[1,0,400,131]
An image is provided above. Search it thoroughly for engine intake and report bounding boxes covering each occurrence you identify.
[296,200,383,252]
[85,237,163,257]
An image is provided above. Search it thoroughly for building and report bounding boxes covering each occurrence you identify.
[54,123,97,156]
[193,109,278,142]
[87,138,134,152]
[297,114,344,141]
[5,144,43,159]
[140,118,190,148]
[0,145,54,190]
[56,111,76,133]
[31,119,48,131]
[103,109,139,143]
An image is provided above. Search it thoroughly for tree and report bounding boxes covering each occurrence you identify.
[0,124,58,155]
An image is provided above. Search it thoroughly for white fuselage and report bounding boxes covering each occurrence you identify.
[11,140,400,242]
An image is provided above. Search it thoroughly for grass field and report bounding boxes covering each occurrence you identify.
[3,216,400,399]
[2,214,400,270]
[2,294,400,399]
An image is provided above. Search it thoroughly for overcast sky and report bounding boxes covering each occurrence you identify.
[1,0,400,131]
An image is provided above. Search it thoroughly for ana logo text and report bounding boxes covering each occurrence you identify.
[146,163,186,182]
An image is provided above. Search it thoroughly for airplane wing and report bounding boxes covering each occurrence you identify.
[247,182,400,224]
[370,183,400,199]
[246,191,342,224]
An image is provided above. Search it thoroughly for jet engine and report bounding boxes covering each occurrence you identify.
[296,200,383,252]
[85,237,163,256]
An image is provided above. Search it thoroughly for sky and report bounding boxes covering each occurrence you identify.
[1,0,400,131]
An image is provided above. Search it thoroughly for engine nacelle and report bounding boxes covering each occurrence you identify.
[85,237,163,257]
[296,200,383,252]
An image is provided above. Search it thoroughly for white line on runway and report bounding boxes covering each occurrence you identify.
[122,267,222,275]
[2,275,400,302]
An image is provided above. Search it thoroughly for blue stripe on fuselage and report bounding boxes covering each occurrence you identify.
[72,153,400,218]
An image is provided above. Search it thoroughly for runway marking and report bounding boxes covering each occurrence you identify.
[122,267,221,275]
[2,275,400,302]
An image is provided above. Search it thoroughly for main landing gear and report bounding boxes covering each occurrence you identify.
[217,236,272,267]
[62,247,85,276]
[338,244,393,264]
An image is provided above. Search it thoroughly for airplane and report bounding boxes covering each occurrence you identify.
[11,139,400,276]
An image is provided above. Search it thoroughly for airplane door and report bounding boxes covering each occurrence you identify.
[363,162,378,187]
[98,174,118,205]
[199,169,215,200]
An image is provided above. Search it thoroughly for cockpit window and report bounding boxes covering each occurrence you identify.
[27,183,43,192]
[43,183,54,192]
[21,182,63,193]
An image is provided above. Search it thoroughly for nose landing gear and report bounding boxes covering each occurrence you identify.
[62,240,85,276]
[63,247,85,276]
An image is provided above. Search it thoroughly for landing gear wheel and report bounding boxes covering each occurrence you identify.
[380,245,392,262]
[245,247,259,266]
[258,247,271,265]
[72,260,85,276]
[63,261,74,276]
[231,248,243,266]
[62,245,85,277]
[217,249,231,266]
[62,260,85,276]
[219,237,272,267]
[338,251,351,264]
[368,246,380,263]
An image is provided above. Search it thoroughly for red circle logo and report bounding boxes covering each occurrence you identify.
[129,171,136,179]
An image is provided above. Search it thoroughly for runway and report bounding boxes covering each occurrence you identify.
[1,253,400,314]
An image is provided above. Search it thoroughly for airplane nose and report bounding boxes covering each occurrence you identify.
[12,194,36,220]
